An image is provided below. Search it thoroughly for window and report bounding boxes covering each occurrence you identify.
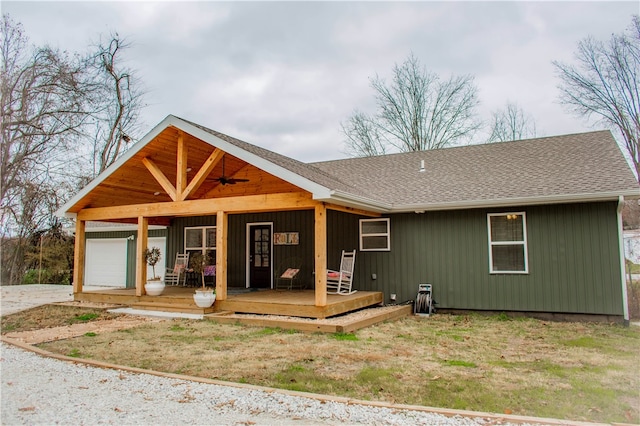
[184,226,216,264]
[360,218,390,251]
[487,212,528,273]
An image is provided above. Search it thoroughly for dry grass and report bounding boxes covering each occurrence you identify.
[4,306,639,424]
[1,305,122,333]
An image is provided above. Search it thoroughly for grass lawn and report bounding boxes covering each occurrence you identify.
[627,261,640,274]
[3,306,639,424]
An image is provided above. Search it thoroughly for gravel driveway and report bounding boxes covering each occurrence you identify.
[2,342,534,426]
[0,285,545,425]
[0,284,105,316]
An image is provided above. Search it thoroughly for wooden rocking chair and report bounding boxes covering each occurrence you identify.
[327,249,357,295]
[165,253,190,286]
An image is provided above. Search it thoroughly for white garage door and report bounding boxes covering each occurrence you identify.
[85,238,127,287]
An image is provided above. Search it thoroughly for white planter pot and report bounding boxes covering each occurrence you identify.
[145,280,165,296]
[193,289,216,307]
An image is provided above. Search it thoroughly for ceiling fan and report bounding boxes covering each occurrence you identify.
[211,156,249,185]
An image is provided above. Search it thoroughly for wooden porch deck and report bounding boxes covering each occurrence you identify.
[75,286,384,319]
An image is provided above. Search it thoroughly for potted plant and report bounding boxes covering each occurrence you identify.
[144,246,165,296]
[190,251,216,307]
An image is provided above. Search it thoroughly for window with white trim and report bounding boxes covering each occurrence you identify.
[359,218,390,251]
[184,226,216,262]
[487,213,528,273]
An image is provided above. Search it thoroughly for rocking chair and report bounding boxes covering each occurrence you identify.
[327,249,357,295]
[165,253,190,286]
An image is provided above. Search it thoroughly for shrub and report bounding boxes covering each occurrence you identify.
[22,268,70,285]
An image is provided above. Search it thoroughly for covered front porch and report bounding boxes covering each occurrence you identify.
[76,285,384,319]
[61,116,386,319]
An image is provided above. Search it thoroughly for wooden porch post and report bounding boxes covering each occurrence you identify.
[135,216,148,296]
[314,203,327,307]
[216,210,228,301]
[72,219,86,294]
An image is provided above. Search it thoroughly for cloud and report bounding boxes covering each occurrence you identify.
[4,1,639,162]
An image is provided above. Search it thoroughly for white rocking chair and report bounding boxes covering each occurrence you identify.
[165,253,190,286]
[327,249,357,295]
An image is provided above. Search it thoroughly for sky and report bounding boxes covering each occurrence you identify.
[4,1,638,163]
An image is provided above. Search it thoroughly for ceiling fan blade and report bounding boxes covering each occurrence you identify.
[210,158,250,185]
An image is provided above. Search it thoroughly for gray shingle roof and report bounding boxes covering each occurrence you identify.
[181,117,370,198]
[59,113,638,219]
[310,130,638,209]
[179,117,639,211]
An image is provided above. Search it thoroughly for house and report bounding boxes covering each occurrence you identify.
[58,115,639,323]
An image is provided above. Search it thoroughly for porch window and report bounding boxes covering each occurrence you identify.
[487,212,528,274]
[359,218,390,251]
[184,226,216,262]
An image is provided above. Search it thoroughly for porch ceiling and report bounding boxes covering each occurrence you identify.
[67,126,302,219]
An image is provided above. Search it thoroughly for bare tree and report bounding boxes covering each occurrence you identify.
[1,14,89,284]
[86,34,144,175]
[341,110,387,156]
[487,102,537,143]
[553,15,640,179]
[343,53,480,156]
[1,15,87,214]
[1,15,145,284]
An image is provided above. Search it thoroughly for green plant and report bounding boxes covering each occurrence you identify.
[22,268,70,285]
[68,349,81,357]
[496,312,510,321]
[144,247,162,280]
[72,313,100,323]
[331,332,358,341]
[190,251,214,290]
[444,359,477,368]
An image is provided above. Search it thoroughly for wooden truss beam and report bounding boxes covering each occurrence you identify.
[142,157,177,201]
[77,192,317,221]
[180,148,224,201]
[176,131,187,200]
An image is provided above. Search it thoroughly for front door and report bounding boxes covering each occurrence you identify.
[248,223,272,288]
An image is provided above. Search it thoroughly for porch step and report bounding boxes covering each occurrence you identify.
[131,301,215,315]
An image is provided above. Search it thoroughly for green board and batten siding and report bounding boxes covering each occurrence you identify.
[333,201,622,315]
[166,212,315,288]
[163,201,622,316]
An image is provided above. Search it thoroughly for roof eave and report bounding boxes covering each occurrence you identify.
[56,115,335,217]
[391,190,640,213]
[56,115,181,218]
[318,190,392,213]
[166,117,337,200]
